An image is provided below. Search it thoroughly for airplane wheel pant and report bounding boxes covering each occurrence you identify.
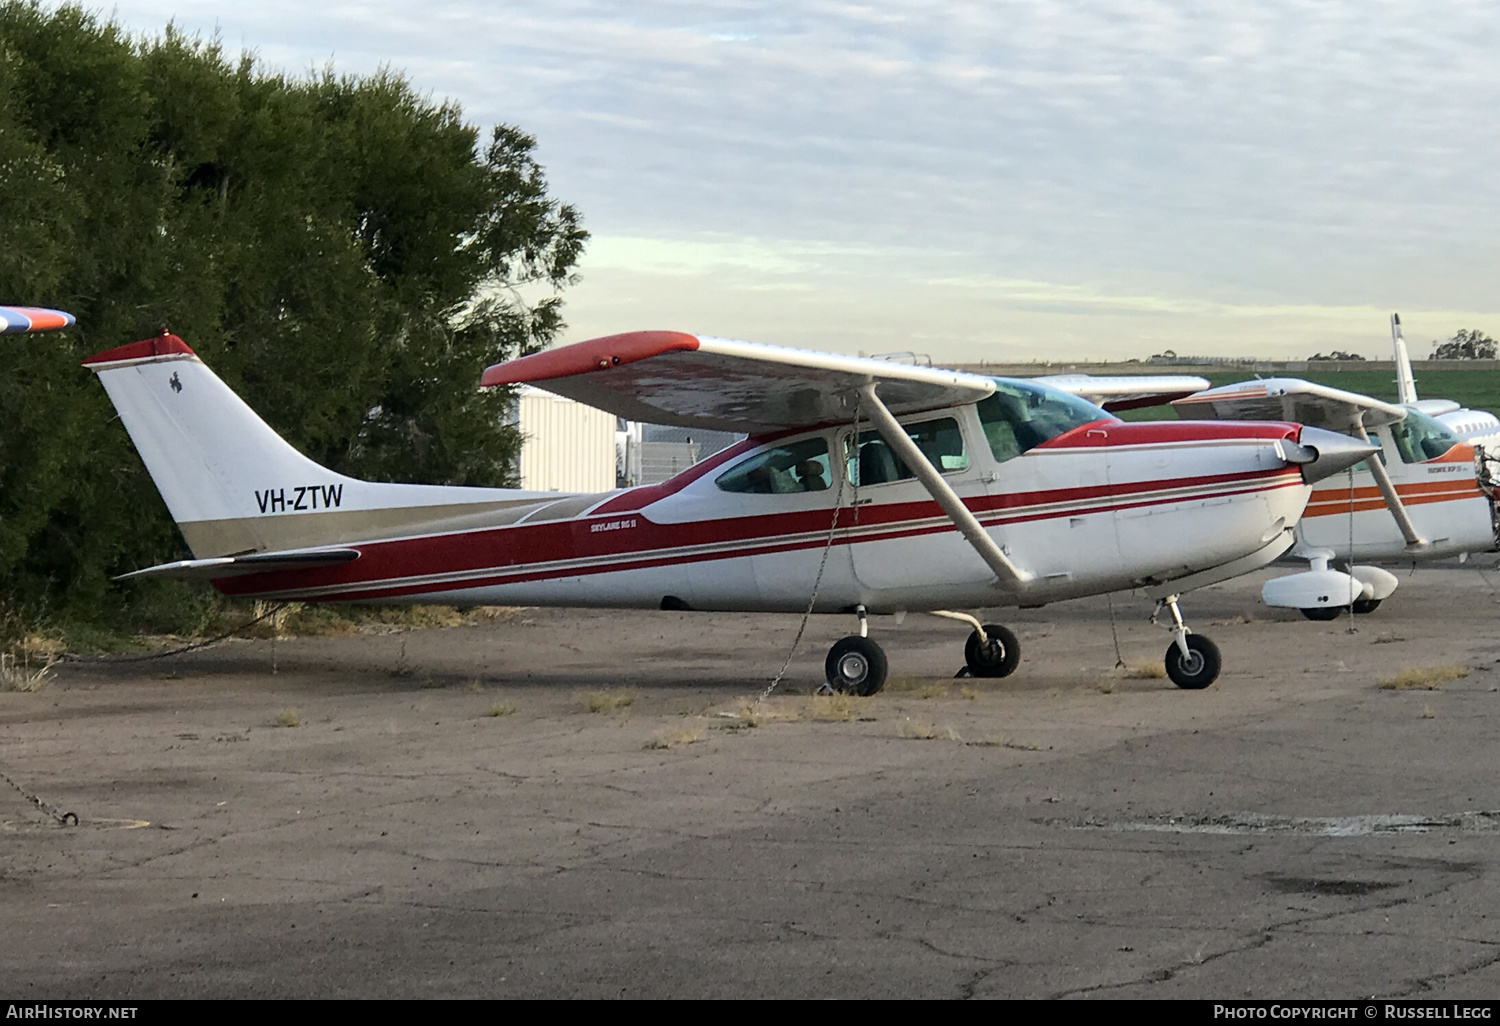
[826,636,888,696]
[964,624,1021,678]
[1165,635,1221,689]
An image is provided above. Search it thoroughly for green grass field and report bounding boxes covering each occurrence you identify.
[1118,368,1500,422]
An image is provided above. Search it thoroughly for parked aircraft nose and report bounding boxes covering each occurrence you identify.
[1283,426,1381,484]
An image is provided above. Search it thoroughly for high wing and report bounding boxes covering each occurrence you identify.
[481,331,997,433]
[1171,378,1408,432]
[1035,374,1210,413]
[1,306,74,333]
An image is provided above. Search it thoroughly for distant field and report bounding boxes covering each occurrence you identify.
[1118,368,1500,422]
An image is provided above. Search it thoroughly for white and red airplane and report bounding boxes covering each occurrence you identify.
[82,328,1376,693]
[1171,315,1500,619]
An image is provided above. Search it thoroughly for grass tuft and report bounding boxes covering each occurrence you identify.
[809,693,868,721]
[734,701,802,727]
[485,702,517,717]
[902,718,959,741]
[1121,659,1167,680]
[274,707,303,728]
[581,688,637,713]
[1378,664,1468,690]
[0,649,56,692]
[645,727,703,750]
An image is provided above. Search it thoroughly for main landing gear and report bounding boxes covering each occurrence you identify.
[1153,593,1221,689]
[825,606,888,696]
[822,607,1023,695]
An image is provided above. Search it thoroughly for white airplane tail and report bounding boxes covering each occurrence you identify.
[85,332,561,565]
[1392,312,1418,404]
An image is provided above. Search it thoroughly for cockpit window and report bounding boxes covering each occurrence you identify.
[716,437,832,494]
[975,379,1111,463]
[1390,410,1461,464]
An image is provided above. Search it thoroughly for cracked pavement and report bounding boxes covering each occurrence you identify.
[4,564,1500,998]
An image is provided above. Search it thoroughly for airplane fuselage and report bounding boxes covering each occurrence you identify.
[215,411,1312,615]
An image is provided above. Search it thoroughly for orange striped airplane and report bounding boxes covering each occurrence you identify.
[1171,315,1499,620]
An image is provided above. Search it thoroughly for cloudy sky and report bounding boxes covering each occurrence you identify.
[85,1,1500,362]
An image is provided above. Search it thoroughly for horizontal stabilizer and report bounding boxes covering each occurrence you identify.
[1,306,74,333]
[116,548,361,582]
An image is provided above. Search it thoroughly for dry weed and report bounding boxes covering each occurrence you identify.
[734,701,802,727]
[808,693,864,721]
[581,688,637,713]
[1121,659,1166,680]
[1421,705,1436,719]
[1097,678,1116,694]
[1378,665,1468,690]
[274,707,303,728]
[901,718,959,741]
[645,727,704,750]
[485,702,517,717]
[959,686,979,701]
[0,634,61,690]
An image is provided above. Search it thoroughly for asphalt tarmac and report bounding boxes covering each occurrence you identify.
[5,563,1500,999]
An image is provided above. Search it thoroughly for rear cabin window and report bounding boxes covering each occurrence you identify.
[976,380,1110,463]
[1390,410,1461,464]
[716,437,833,494]
[846,417,967,486]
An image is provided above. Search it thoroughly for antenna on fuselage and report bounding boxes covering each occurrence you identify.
[1392,312,1418,404]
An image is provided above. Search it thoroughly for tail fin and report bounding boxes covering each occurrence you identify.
[1392,312,1418,404]
[85,332,549,559]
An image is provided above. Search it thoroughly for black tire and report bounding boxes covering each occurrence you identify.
[1164,635,1221,689]
[964,624,1020,679]
[1351,598,1381,615]
[1300,606,1343,621]
[825,636,888,696]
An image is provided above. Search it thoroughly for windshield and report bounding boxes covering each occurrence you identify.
[976,379,1111,462]
[1390,409,1462,464]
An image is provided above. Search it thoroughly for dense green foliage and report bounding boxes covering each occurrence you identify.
[0,3,585,630]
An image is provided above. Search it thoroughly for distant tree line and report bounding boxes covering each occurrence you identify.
[0,2,586,631]
[1431,329,1497,360]
[1306,329,1498,362]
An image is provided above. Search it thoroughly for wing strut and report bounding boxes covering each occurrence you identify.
[858,383,1034,590]
[1351,415,1428,550]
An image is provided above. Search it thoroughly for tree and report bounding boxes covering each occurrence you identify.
[1308,351,1366,361]
[1430,329,1497,360]
[0,2,586,627]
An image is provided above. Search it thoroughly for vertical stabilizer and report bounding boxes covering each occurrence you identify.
[1392,312,1418,403]
[85,331,561,559]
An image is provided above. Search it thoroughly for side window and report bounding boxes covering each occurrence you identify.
[846,417,967,486]
[716,437,832,494]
